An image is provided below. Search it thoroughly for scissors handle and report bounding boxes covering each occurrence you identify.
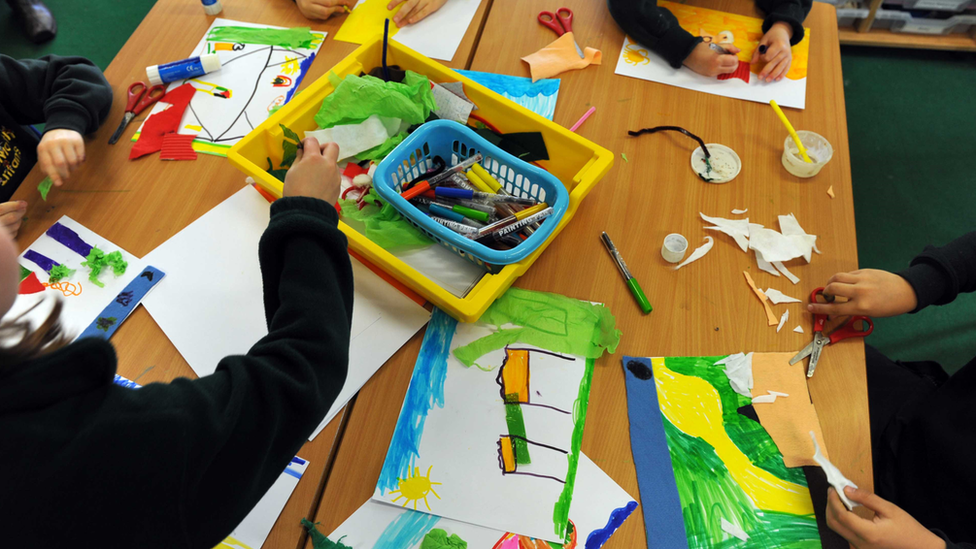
[538,11,566,36]
[829,316,874,344]
[556,7,573,33]
[810,287,831,333]
[126,81,167,116]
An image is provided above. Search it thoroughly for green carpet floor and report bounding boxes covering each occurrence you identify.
[2,4,974,373]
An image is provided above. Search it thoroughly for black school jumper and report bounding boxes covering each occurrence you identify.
[0,198,354,549]
[869,232,976,549]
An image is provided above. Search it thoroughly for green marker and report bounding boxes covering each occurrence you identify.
[600,231,652,314]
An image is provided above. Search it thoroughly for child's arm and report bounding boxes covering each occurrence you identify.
[388,0,448,27]
[756,0,813,47]
[899,232,976,312]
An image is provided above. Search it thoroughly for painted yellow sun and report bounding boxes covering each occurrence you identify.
[623,43,651,66]
[389,465,442,511]
[281,57,302,75]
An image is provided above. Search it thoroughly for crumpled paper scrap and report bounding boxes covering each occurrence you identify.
[521,32,601,82]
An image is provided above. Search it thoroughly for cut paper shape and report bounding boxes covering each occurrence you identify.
[23,249,58,273]
[755,250,781,277]
[373,296,617,543]
[701,212,749,252]
[129,83,196,159]
[37,177,53,201]
[420,529,466,548]
[716,352,753,398]
[306,115,402,160]
[810,431,858,510]
[673,236,713,270]
[827,186,835,198]
[752,390,789,404]
[343,162,369,180]
[17,271,45,295]
[522,33,602,83]
[136,19,325,157]
[330,452,635,548]
[764,288,801,304]
[794,325,805,333]
[773,261,801,284]
[731,208,748,214]
[215,457,310,549]
[777,309,789,332]
[455,70,560,120]
[613,1,810,108]
[160,133,198,160]
[46,221,94,258]
[18,264,30,282]
[141,186,431,440]
[720,517,750,541]
[778,214,819,262]
[77,266,165,340]
[749,225,806,263]
[439,82,477,109]
[431,83,474,124]
[751,353,830,468]
[743,271,778,326]
[623,355,820,548]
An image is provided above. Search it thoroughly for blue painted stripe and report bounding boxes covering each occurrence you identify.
[23,250,59,273]
[585,500,638,549]
[285,52,316,104]
[283,466,303,480]
[374,509,439,549]
[78,266,165,341]
[112,374,142,389]
[291,456,307,465]
[376,307,457,493]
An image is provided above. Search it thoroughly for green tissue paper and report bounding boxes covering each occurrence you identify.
[315,71,436,131]
[340,192,433,251]
[47,264,75,283]
[420,528,468,549]
[301,518,352,549]
[81,247,128,288]
[38,177,53,201]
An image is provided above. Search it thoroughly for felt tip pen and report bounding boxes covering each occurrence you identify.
[400,154,482,200]
[429,201,490,223]
[601,231,652,314]
[478,208,553,241]
[429,215,480,237]
[477,203,549,236]
[434,187,538,205]
[470,163,543,233]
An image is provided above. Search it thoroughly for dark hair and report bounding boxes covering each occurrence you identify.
[0,299,70,364]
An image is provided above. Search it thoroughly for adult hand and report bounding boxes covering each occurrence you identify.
[753,21,793,82]
[684,42,742,78]
[0,201,27,238]
[388,0,448,27]
[295,0,356,20]
[808,269,918,318]
[827,487,946,549]
[37,129,85,187]
[283,137,341,204]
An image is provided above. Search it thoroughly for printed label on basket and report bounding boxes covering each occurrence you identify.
[898,21,949,33]
[912,0,968,11]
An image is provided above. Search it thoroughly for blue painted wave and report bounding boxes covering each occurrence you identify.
[376,308,457,493]
[585,500,639,549]
[455,69,560,120]
[374,510,440,549]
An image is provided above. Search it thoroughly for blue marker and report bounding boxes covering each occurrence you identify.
[147,54,222,86]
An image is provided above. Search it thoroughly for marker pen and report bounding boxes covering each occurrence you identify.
[434,187,538,205]
[477,208,553,242]
[400,154,482,200]
[477,203,548,236]
[147,54,222,86]
[429,215,480,237]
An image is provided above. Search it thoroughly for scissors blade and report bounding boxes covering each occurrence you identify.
[573,40,584,59]
[807,335,828,378]
[107,113,134,145]
[789,340,816,365]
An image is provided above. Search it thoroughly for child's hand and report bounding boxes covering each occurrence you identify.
[296,0,356,20]
[37,129,85,187]
[809,269,918,318]
[753,22,793,82]
[283,137,341,204]
[388,0,449,27]
[0,201,27,238]
[684,42,742,78]
[826,487,946,549]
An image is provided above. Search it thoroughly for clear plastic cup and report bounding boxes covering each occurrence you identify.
[782,131,833,178]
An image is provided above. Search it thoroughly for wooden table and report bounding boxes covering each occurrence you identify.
[309,0,871,547]
[11,1,490,547]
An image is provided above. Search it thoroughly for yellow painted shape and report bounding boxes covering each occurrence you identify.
[281,57,302,76]
[623,43,651,66]
[499,436,516,472]
[214,535,253,549]
[184,125,203,131]
[502,348,530,403]
[388,465,442,511]
[333,0,403,45]
[651,358,814,515]
[214,43,236,51]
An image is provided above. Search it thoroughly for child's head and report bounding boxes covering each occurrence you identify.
[0,228,19,317]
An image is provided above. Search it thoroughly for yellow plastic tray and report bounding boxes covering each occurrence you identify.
[228,37,613,322]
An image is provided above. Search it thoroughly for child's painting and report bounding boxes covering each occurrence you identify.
[371,289,621,543]
[623,355,823,548]
[337,453,636,548]
[135,19,325,157]
[614,2,810,108]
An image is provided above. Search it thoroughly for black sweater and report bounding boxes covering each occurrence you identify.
[891,232,976,548]
[0,198,354,548]
[608,0,812,69]
[0,55,112,202]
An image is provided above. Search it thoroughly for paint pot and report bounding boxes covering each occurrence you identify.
[662,233,688,263]
[691,144,741,183]
[147,54,222,86]
[201,0,222,15]
[782,131,833,178]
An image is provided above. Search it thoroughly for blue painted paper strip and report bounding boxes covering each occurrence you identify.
[78,266,166,341]
[622,356,690,549]
[46,222,94,258]
[455,69,560,120]
[23,250,59,273]
[112,374,142,389]
[585,500,639,549]
[376,307,457,493]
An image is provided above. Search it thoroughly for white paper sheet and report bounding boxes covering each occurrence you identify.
[431,83,475,123]
[4,216,146,340]
[764,288,801,304]
[810,431,859,511]
[778,213,820,262]
[715,352,753,398]
[142,186,431,440]
[673,236,713,270]
[305,115,398,160]
[755,250,781,277]
[137,19,325,155]
[701,213,750,252]
[217,457,309,549]
[392,0,482,61]
[336,453,636,547]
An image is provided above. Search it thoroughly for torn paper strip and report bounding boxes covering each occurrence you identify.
[773,261,800,284]
[779,214,818,262]
[777,309,789,332]
[431,82,475,123]
[674,236,713,270]
[716,352,754,398]
[701,213,750,252]
[743,271,779,325]
[764,288,802,304]
[721,518,750,542]
[756,250,781,277]
[794,325,805,333]
[827,186,835,198]
[731,208,748,214]
[748,225,805,263]
[305,114,398,160]
[751,393,777,404]
[811,431,859,510]
[769,390,789,397]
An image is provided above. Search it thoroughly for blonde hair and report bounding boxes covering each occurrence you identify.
[0,299,70,363]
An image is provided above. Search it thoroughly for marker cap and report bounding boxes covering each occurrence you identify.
[662,233,688,263]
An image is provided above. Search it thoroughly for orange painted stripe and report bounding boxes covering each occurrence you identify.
[499,436,516,473]
[502,349,530,403]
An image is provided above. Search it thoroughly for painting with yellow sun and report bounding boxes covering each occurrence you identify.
[389,465,443,511]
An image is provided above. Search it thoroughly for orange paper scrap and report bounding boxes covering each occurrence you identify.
[521,32,602,82]
[750,352,829,467]
[743,271,779,326]
[827,185,835,198]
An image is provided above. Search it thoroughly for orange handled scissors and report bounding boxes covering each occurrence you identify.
[537,7,584,59]
[790,287,874,378]
[108,81,167,145]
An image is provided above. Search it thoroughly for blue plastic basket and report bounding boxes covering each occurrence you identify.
[374,120,570,273]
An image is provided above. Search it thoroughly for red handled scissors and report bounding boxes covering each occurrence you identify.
[108,81,167,144]
[790,287,874,378]
[537,7,584,59]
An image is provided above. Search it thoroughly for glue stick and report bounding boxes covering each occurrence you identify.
[147,54,222,86]
[201,0,223,15]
